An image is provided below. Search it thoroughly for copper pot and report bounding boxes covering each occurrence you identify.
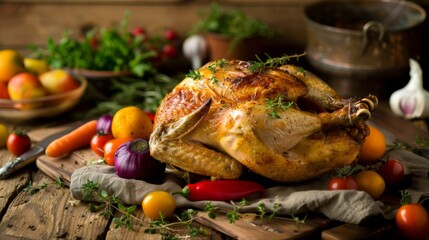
[304,0,426,98]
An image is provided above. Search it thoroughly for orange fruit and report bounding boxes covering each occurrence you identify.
[354,171,385,199]
[359,125,386,165]
[0,49,26,82]
[111,106,153,139]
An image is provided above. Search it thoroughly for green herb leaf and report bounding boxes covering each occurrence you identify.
[266,95,293,119]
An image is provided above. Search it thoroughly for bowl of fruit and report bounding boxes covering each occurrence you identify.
[0,50,87,121]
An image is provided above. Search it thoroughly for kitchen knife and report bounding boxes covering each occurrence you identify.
[0,127,75,179]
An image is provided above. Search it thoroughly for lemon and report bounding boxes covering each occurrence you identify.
[111,106,153,139]
[0,49,26,82]
[24,58,49,75]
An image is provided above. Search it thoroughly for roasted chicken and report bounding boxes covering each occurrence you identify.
[149,60,377,182]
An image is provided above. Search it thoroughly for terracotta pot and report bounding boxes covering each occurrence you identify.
[204,33,264,61]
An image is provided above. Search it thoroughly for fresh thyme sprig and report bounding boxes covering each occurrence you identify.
[266,95,293,119]
[249,52,307,72]
[387,134,427,156]
[186,70,202,80]
[82,180,140,230]
[207,58,227,83]
[145,208,203,239]
[23,177,67,195]
[226,198,248,223]
[257,202,282,224]
[204,201,218,219]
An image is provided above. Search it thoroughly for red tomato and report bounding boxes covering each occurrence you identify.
[377,159,405,184]
[103,137,132,166]
[131,27,146,36]
[164,29,178,41]
[90,132,114,157]
[396,203,429,239]
[7,130,31,156]
[328,176,358,190]
[162,44,177,57]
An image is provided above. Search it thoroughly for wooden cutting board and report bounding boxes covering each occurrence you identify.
[29,125,96,186]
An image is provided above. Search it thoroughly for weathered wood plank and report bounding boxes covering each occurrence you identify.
[0,171,110,240]
[0,148,33,220]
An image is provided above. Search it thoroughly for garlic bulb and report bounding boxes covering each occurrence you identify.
[389,58,429,119]
[182,35,208,70]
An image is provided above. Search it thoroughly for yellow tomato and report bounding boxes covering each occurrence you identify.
[359,125,386,165]
[111,106,153,139]
[142,191,176,220]
[0,123,9,147]
[0,49,26,82]
[354,171,385,199]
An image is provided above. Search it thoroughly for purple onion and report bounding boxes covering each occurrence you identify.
[114,138,165,181]
[96,114,113,134]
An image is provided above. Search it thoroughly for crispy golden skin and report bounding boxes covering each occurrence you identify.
[149,60,377,182]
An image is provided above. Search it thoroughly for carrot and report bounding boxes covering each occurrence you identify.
[45,120,98,158]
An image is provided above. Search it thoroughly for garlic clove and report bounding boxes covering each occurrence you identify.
[399,95,416,117]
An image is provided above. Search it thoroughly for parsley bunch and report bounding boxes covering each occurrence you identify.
[29,12,155,77]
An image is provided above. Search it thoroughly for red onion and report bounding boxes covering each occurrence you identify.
[97,114,113,134]
[114,138,165,182]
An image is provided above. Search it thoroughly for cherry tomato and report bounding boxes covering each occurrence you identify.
[328,176,358,190]
[164,29,178,41]
[396,203,429,239]
[377,159,405,184]
[103,137,132,166]
[162,44,177,57]
[354,171,385,199]
[90,132,114,157]
[142,191,176,220]
[131,27,146,36]
[7,130,31,156]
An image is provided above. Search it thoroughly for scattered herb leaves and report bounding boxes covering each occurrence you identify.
[266,95,293,119]
[186,70,202,80]
[387,135,428,156]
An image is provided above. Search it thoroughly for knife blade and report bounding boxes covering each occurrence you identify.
[0,127,75,179]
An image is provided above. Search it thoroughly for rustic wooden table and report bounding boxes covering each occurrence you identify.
[0,101,428,240]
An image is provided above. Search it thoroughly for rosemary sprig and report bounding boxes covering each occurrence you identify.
[266,95,293,119]
[249,52,307,72]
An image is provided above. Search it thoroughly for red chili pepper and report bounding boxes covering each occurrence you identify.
[177,179,265,201]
